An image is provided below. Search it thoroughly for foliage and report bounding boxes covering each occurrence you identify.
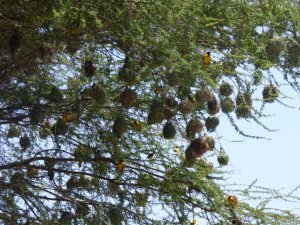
[1,0,300,224]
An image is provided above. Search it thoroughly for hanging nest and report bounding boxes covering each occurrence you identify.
[222,60,236,74]
[147,99,165,124]
[186,118,204,139]
[108,207,123,225]
[19,135,31,150]
[202,135,215,150]
[220,97,235,113]
[44,158,55,169]
[29,106,44,124]
[90,85,107,105]
[10,172,25,187]
[185,146,198,162]
[84,60,96,78]
[231,217,243,225]
[77,176,90,188]
[165,96,178,108]
[164,107,176,121]
[147,111,165,125]
[286,40,300,67]
[74,145,93,161]
[166,72,179,87]
[236,92,252,107]
[118,57,137,83]
[76,203,90,218]
[93,162,108,176]
[9,29,22,55]
[265,37,285,64]
[177,85,192,100]
[150,99,165,114]
[66,38,81,55]
[46,86,63,104]
[39,128,51,139]
[235,91,252,118]
[162,121,176,139]
[58,212,74,225]
[7,125,21,138]
[38,44,54,61]
[197,157,214,169]
[195,86,212,104]
[66,17,81,54]
[207,96,220,115]
[186,138,210,159]
[26,166,39,178]
[178,100,194,115]
[205,116,219,132]
[135,192,148,207]
[262,84,279,103]
[44,159,55,180]
[219,82,233,96]
[112,117,128,138]
[183,149,197,167]
[51,119,69,136]
[235,103,251,119]
[119,88,138,107]
[217,149,229,166]
[147,100,165,125]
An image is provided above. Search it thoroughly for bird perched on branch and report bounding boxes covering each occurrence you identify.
[202,52,211,65]
[224,195,239,208]
[190,219,197,225]
[62,111,80,123]
[116,159,124,174]
[146,152,156,160]
[132,120,142,132]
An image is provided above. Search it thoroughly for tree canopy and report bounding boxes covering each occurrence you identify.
[1,0,300,224]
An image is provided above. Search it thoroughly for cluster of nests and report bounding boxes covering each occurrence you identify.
[79,60,232,166]
[56,60,280,166]
[6,58,280,169]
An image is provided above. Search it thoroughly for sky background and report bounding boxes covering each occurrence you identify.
[216,76,300,213]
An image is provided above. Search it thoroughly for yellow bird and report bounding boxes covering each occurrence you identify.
[224,195,239,208]
[133,120,142,132]
[190,219,197,225]
[62,111,80,124]
[116,159,124,173]
[173,145,181,154]
[202,52,211,65]
[154,86,163,95]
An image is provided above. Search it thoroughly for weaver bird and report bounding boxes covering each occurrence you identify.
[116,159,124,173]
[146,152,156,160]
[62,111,80,124]
[133,120,142,132]
[173,145,181,154]
[224,195,239,208]
[202,52,211,65]
[154,86,163,95]
[190,219,197,225]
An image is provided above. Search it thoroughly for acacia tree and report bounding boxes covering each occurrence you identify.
[1,0,300,224]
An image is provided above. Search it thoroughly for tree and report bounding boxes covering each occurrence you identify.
[1,0,300,224]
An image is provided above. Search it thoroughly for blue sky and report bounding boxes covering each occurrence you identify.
[216,82,300,213]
